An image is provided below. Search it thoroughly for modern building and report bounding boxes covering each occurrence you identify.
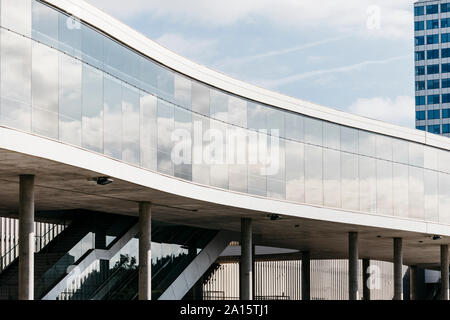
[0,0,449,300]
[414,0,450,136]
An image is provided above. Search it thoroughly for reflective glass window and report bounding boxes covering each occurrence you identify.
[247,102,267,130]
[59,53,82,146]
[341,127,358,153]
[139,57,158,93]
[247,131,267,197]
[409,142,424,167]
[267,108,285,139]
[305,145,323,205]
[175,75,192,110]
[358,131,376,157]
[174,107,193,181]
[210,90,228,121]
[122,84,140,165]
[32,42,59,139]
[58,11,82,58]
[285,140,305,203]
[409,166,424,220]
[82,64,104,153]
[228,126,248,193]
[424,170,439,222]
[341,152,359,211]
[359,156,377,213]
[267,139,285,200]
[393,163,409,218]
[103,75,122,159]
[192,82,210,117]
[376,135,393,161]
[393,139,409,165]
[157,67,174,101]
[81,23,103,69]
[228,96,247,128]
[140,93,158,171]
[304,117,323,146]
[157,99,174,175]
[439,173,450,224]
[192,114,210,185]
[1,0,31,37]
[323,122,340,150]
[323,149,341,208]
[32,0,59,48]
[0,29,32,131]
[377,160,393,215]
[285,112,304,142]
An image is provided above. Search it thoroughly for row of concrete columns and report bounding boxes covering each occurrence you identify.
[13,174,450,300]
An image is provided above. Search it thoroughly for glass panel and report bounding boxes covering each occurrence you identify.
[0,29,32,131]
[377,160,393,215]
[424,170,439,222]
[359,156,376,213]
[157,67,174,101]
[82,64,104,153]
[192,82,210,117]
[267,108,285,139]
[58,11,82,58]
[323,122,340,150]
[409,142,424,168]
[409,167,424,220]
[393,139,409,165]
[174,75,192,109]
[267,139,285,200]
[286,140,305,203]
[192,114,210,185]
[157,99,174,175]
[122,84,140,165]
[210,89,228,122]
[304,117,322,146]
[228,127,248,193]
[247,131,267,197]
[139,57,158,93]
[59,53,82,146]
[393,163,409,218]
[32,0,59,48]
[341,152,359,211]
[247,102,267,130]
[103,37,123,81]
[323,149,341,208]
[424,146,438,171]
[81,23,103,69]
[173,107,192,181]
[1,0,31,37]
[121,44,140,88]
[358,131,376,157]
[32,42,59,139]
[103,75,122,159]
[209,119,228,189]
[376,135,393,161]
[305,145,323,205]
[140,92,157,171]
[439,173,450,224]
[228,96,247,127]
[285,112,304,142]
[340,127,358,154]
[438,149,450,174]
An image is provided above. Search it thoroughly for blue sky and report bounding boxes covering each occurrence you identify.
[86,0,417,128]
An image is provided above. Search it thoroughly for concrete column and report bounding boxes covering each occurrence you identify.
[410,266,417,300]
[18,175,35,300]
[362,258,371,301]
[240,218,252,300]
[138,202,152,300]
[348,232,358,300]
[393,237,403,300]
[301,251,310,301]
[441,245,449,300]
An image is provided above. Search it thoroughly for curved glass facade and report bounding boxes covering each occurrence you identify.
[1,0,450,224]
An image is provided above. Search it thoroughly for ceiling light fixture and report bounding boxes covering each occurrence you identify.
[94,177,113,186]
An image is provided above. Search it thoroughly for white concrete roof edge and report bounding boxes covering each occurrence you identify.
[41,0,448,149]
[2,126,450,236]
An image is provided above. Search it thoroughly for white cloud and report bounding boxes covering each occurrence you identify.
[347,95,414,128]
[86,0,416,39]
[255,54,411,88]
[155,33,217,62]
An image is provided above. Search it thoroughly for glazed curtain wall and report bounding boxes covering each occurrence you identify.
[1,0,450,224]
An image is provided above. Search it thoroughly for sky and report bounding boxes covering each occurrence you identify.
[85,0,417,128]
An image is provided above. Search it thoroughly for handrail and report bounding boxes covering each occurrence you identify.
[0,222,67,272]
[42,222,139,300]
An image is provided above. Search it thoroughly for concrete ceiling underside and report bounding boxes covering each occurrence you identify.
[0,147,448,269]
